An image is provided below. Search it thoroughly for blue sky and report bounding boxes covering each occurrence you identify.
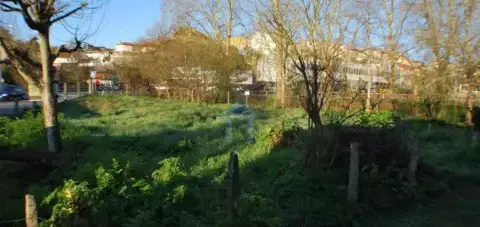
[6,0,163,48]
[53,0,163,48]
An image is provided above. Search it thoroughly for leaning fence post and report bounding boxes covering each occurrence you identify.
[408,136,419,193]
[227,151,240,219]
[347,142,359,203]
[25,194,38,227]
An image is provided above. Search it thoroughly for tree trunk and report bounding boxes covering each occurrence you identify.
[465,78,474,125]
[39,32,62,153]
[274,0,285,108]
[366,68,372,112]
[226,0,233,56]
[389,63,396,91]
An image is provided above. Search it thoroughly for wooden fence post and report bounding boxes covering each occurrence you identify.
[227,91,230,104]
[473,129,479,150]
[25,194,38,227]
[427,121,432,138]
[226,120,233,144]
[227,151,240,219]
[247,116,255,144]
[63,82,68,99]
[76,81,81,97]
[13,99,19,114]
[466,125,474,154]
[31,101,38,111]
[88,80,92,94]
[408,136,419,192]
[347,142,359,203]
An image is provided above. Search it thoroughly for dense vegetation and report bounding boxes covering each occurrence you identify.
[1,95,480,226]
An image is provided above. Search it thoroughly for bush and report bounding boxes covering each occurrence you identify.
[321,110,394,128]
[41,159,159,227]
[0,112,45,148]
[0,112,86,149]
[358,111,395,128]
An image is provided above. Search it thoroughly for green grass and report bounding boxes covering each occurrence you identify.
[1,95,480,226]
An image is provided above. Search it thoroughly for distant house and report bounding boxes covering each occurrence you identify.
[53,43,113,68]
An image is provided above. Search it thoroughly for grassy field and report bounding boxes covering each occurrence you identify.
[1,95,480,226]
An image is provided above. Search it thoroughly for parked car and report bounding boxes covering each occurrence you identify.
[0,84,28,101]
[96,85,121,92]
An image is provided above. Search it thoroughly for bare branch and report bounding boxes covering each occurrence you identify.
[0,2,21,12]
[52,38,82,60]
[50,2,88,25]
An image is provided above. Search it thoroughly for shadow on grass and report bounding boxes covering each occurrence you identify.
[4,110,480,226]
[59,99,101,119]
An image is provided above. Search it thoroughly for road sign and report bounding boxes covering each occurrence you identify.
[90,71,97,79]
[244,90,250,96]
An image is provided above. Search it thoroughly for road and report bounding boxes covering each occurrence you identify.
[0,92,84,116]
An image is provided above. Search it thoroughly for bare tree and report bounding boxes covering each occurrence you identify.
[258,0,364,167]
[376,0,416,91]
[163,0,245,51]
[456,0,479,125]
[415,0,479,125]
[0,0,103,153]
[157,1,248,100]
[354,0,375,112]
[414,0,460,123]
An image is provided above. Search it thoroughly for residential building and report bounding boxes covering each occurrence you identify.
[228,32,422,91]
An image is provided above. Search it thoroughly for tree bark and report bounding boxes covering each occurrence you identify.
[465,77,474,125]
[39,31,62,153]
[274,0,285,108]
[226,0,233,56]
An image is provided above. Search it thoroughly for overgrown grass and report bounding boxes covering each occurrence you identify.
[0,95,479,226]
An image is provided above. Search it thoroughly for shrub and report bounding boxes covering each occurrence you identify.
[0,112,44,148]
[41,159,158,227]
[320,110,394,128]
[0,112,86,149]
[358,111,395,128]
